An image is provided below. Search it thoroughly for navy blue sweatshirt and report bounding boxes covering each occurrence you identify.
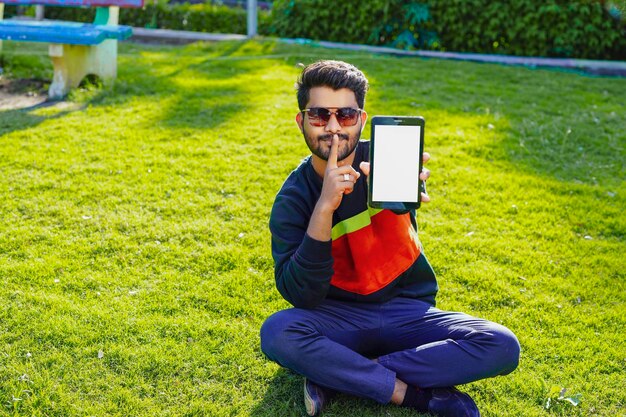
[269,141,438,309]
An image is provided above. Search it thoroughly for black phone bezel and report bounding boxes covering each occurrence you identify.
[368,115,425,211]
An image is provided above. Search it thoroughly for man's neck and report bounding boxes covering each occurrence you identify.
[311,151,357,179]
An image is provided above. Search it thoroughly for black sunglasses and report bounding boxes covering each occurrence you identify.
[301,107,363,127]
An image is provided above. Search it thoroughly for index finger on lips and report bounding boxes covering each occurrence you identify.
[327,134,339,170]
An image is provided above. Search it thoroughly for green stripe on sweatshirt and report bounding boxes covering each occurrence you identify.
[331,207,383,241]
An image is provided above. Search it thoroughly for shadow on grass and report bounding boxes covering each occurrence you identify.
[2,39,624,186]
[252,368,421,417]
[251,369,303,417]
[83,50,254,131]
[0,101,87,136]
[0,39,280,136]
[97,39,290,131]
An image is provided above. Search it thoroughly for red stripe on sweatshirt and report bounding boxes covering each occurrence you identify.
[330,210,420,295]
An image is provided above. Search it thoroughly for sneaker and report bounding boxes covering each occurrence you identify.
[303,378,334,416]
[427,387,480,417]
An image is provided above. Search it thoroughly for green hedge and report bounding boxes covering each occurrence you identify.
[427,0,626,60]
[33,3,270,34]
[4,1,624,60]
[268,0,392,45]
[269,0,626,60]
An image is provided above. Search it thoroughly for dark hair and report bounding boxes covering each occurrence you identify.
[296,60,369,110]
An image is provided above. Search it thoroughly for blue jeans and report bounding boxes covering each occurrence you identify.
[260,297,520,404]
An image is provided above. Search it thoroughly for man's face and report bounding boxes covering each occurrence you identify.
[296,86,367,163]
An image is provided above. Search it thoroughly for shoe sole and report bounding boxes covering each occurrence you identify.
[304,379,321,416]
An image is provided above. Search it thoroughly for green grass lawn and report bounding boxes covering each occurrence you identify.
[0,39,624,417]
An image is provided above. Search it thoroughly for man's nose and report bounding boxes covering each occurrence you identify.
[324,113,342,132]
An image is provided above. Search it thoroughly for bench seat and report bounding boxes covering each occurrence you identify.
[0,0,143,98]
[0,19,132,45]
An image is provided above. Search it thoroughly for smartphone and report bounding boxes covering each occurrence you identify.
[368,116,425,210]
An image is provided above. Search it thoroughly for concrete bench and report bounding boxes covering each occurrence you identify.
[0,0,143,98]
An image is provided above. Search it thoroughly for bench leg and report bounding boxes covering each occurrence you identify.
[48,39,118,99]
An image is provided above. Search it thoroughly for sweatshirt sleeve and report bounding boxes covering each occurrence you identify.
[269,193,334,308]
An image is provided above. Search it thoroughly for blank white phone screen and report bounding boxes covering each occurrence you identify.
[372,124,421,202]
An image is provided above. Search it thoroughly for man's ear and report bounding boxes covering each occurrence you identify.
[295,112,304,133]
[360,111,368,132]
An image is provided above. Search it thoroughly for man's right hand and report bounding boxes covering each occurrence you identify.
[307,134,360,242]
[317,134,361,214]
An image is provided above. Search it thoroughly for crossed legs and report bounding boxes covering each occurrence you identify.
[260,297,520,405]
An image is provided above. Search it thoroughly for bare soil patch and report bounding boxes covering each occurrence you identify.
[0,77,49,110]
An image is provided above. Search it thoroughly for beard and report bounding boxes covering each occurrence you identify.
[303,129,361,162]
